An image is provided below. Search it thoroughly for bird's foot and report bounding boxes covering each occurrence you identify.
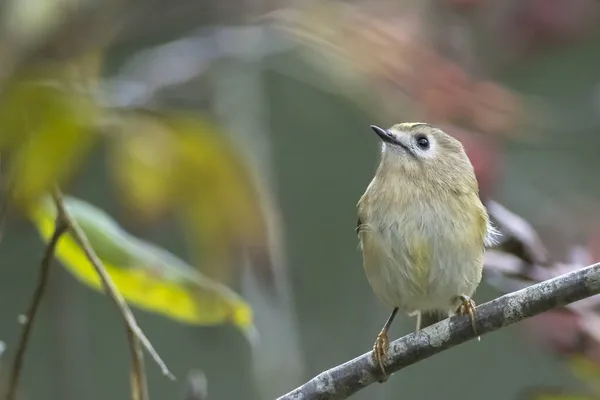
[372,330,389,383]
[457,295,480,341]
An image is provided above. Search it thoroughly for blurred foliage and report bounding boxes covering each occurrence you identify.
[570,356,600,396]
[27,195,256,339]
[527,393,597,400]
[0,0,274,342]
[522,356,600,399]
[2,0,600,398]
[485,203,600,400]
[268,1,523,136]
[0,63,99,207]
[109,110,271,286]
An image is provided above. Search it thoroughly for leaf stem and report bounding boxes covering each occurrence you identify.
[51,188,175,386]
[5,210,68,400]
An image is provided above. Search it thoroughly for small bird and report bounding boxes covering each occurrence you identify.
[356,122,498,381]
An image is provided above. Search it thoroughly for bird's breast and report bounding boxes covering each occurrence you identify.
[358,196,484,312]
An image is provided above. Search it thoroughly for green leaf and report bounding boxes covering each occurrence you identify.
[27,195,258,342]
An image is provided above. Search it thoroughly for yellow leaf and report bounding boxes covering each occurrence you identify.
[0,61,101,207]
[568,355,600,395]
[7,84,98,206]
[0,67,65,148]
[26,195,257,342]
[108,115,175,220]
[165,113,270,283]
[109,110,272,287]
[530,394,597,400]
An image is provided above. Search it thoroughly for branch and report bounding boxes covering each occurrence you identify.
[128,327,149,400]
[276,262,600,400]
[6,212,68,400]
[52,188,174,385]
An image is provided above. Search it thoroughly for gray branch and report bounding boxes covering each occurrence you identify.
[276,262,600,400]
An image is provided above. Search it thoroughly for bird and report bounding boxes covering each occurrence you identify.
[356,122,498,381]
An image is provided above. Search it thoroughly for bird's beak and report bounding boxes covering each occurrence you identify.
[370,125,410,151]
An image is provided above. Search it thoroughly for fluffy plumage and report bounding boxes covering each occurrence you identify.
[357,123,498,378]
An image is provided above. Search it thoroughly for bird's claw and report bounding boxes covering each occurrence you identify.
[372,331,389,382]
[457,295,480,341]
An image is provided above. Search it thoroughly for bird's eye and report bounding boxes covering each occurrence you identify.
[415,134,429,150]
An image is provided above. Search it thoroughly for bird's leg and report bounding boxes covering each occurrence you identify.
[372,307,398,383]
[456,295,480,341]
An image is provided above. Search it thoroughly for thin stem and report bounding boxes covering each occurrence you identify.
[51,188,174,381]
[128,326,149,400]
[5,214,68,400]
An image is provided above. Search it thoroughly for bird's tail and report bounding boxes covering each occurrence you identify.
[416,311,447,331]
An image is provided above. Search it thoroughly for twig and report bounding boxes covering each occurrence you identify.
[128,327,149,400]
[5,213,68,400]
[276,262,600,400]
[51,188,175,383]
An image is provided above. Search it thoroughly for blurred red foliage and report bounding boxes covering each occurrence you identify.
[511,0,599,53]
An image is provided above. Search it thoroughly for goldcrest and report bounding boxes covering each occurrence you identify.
[356,122,498,380]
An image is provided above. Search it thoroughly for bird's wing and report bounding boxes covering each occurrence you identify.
[473,200,499,248]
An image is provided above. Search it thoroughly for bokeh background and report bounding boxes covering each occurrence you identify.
[1,0,600,399]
